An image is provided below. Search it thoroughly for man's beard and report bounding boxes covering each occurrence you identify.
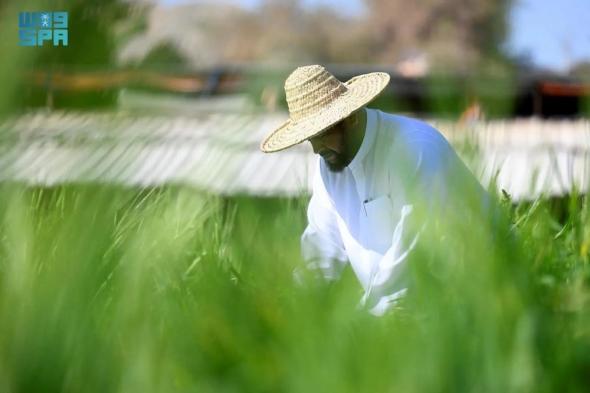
[321,150,347,172]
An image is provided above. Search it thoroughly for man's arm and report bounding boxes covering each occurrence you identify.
[363,134,476,315]
[365,123,495,315]
[361,203,419,315]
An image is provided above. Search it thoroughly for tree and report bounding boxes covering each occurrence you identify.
[363,0,513,72]
[18,0,139,109]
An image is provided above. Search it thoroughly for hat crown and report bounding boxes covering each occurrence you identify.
[284,65,347,122]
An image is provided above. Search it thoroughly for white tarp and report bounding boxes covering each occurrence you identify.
[0,110,588,200]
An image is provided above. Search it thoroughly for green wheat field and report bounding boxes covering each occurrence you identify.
[1,0,589,390]
[0,179,588,392]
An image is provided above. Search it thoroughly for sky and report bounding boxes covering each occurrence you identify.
[159,0,590,73]
[507,0,590,72]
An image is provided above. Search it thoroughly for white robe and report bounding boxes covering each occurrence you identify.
[301,108,485,315]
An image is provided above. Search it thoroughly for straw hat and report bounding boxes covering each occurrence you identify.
[260,65,390,153]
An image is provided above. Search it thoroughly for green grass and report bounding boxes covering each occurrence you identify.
[0,182,588,392]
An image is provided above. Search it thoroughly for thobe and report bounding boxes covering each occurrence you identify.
[301,108,487,315]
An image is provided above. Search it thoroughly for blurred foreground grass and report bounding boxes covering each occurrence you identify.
[0,183,588,392]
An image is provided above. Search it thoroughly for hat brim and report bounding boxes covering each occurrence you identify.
[260,72,390,153]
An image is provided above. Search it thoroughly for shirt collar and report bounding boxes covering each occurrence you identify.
[347,108,376,173]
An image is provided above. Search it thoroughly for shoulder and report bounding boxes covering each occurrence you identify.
[375,111,453,172]
[377,112,450,153]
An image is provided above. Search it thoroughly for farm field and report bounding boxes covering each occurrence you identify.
[0,183,588,392]
[2,0,589,390]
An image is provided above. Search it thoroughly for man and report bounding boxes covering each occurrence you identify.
[260,65,488,315]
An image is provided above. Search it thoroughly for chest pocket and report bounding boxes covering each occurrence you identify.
[361,194,394,253]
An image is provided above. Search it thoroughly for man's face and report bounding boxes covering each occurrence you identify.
[308,119,349,172]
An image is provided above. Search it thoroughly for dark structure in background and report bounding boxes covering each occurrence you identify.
[19,65,590,119]
[514,77,590,118]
